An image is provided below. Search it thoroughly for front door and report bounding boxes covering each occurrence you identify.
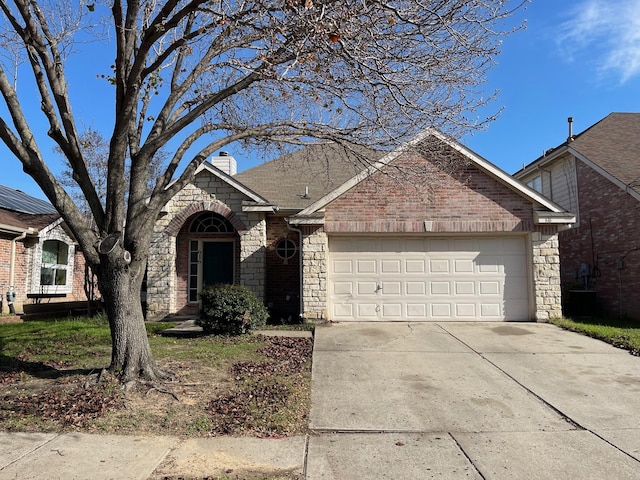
[203,241,234,287]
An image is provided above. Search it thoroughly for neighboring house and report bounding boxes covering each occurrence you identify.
[0,185,87,314]
[515,113,640,319]
[146,130,574,323]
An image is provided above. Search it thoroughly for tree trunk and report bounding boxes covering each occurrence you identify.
[98,257,164,382]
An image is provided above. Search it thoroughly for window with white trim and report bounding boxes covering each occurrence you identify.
[40,240,69,287]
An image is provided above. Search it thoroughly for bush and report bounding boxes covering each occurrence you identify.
[198,284,268,335]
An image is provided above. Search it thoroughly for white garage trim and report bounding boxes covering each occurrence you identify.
[328,235,530,322]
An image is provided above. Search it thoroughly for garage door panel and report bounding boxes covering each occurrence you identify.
[333,260,353,274]
[430,282,450,295]
[429,259,450,273]
[328,236,529,322]
[381,282,401,295]
[454,259,474,273]
[406,260,426,273]
[381,259,401,273]
[357,281,378,295]
[455,281,475,295]
[356,260,376,273]
[406,282,426,295]
[479,281,501,295]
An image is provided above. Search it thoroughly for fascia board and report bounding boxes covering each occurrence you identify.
[241,204,276,212]
[534,211,576,225]
[287,216,325,225]
[0,223,38,235]
[195,162,270,204]
[513,146,570,178]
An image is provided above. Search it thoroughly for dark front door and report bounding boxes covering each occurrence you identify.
[203,241,234,287]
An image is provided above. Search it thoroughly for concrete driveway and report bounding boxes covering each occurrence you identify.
[306,322,640,479]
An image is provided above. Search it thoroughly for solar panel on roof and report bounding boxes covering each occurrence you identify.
[0,185,57,214]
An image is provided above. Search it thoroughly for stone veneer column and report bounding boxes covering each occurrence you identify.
[300,227,328,320]
[531,231,562,321]
[146,217,177,320]
[240,213,266,301]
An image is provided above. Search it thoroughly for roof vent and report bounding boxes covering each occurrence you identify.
[567,117,574,142]
[210,152,237,175]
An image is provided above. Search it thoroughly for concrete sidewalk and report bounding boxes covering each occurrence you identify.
[307,322,640,479]
[0,432,306,479]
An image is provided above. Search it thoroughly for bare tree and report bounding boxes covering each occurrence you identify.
[0,0,525,382]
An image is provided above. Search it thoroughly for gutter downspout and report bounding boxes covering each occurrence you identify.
[286,220,304,321]
[9,227,35,290]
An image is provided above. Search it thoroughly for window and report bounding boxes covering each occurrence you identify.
[527,175,542,193]
[275,238,297,260]
[189,212,234,233]
[40,240,70,289]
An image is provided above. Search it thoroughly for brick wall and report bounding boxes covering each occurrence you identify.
[560,160,640,320]
[265,216,300,321]
[325,149,535,233]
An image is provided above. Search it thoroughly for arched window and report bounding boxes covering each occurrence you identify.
[189,212,234,233]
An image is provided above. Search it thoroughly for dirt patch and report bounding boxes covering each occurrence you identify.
[0,335,312,438]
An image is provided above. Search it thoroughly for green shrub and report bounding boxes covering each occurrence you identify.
[198,284,268,335]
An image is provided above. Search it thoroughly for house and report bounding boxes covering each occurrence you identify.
[515,113,640,319]
[0,185,87,315]
[146,130,575,323]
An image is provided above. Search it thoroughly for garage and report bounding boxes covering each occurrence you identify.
[328,235,530,321]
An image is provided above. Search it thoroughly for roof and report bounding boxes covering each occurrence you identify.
[0,185,57,215]
[292,129,573,225]
[233,143,385,211]
[516,113,640,194]
[0,185,59,234]
[569,113,640,190]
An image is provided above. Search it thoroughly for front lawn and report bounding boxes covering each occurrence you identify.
[550,316,640,356]
[0,315,312,437]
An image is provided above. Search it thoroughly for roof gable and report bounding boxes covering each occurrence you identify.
[295,129,570,221]
[194,161,271,205]
[515,113,640,200]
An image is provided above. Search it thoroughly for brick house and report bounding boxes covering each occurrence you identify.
[147,130,574,322]
[515,113,640,320]
[0,186,87,314]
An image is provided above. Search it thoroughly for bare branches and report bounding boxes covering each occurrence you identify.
[0,0,526,265]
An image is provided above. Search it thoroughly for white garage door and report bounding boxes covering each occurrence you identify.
[328,236,529,321]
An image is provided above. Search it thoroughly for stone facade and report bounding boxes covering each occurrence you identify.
[299,225,327,320]
[146,175,267,320]
[531,229,563,320]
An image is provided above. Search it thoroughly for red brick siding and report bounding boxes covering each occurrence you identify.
[0,235,29,305]
[265,216,300,321]
[560,161,640,319]
[325,149,536,232]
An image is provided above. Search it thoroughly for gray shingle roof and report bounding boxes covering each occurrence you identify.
[233,143,385,210]
[569,113,640,190]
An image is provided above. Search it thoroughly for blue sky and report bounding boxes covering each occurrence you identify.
[3,0,640,200]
